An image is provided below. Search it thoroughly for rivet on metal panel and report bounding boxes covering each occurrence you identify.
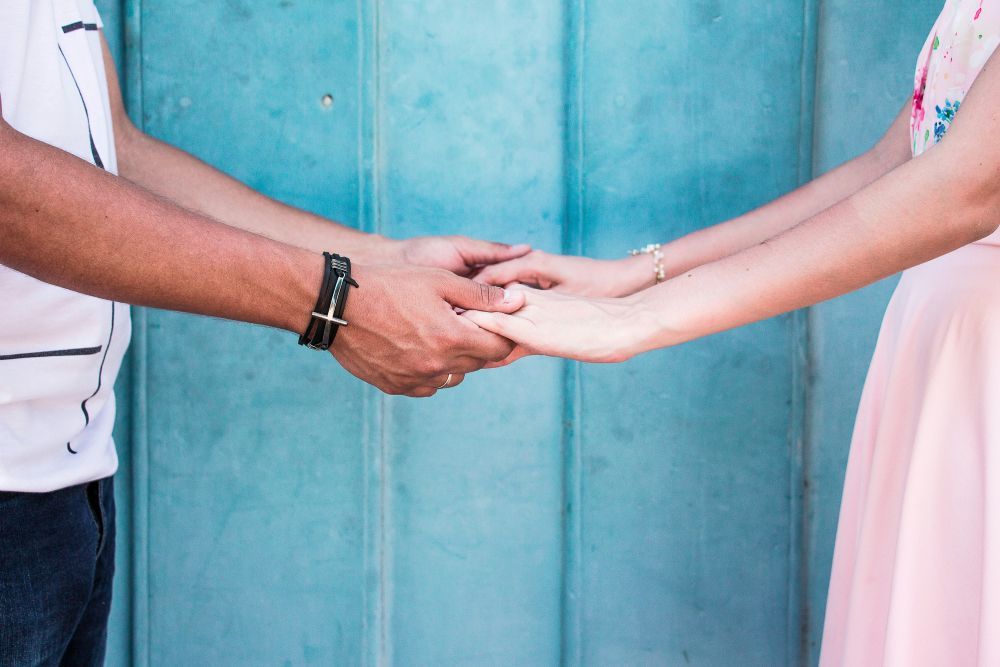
[320,94,334,108]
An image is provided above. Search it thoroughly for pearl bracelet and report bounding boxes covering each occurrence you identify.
[629,243,666,284]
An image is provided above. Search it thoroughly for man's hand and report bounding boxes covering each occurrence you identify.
[389,236,531,277]
[332,265,527,396]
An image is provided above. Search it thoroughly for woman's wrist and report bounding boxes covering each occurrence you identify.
[613,254,659,296]
[620,286,686,356]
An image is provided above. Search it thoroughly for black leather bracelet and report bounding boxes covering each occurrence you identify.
[298,252,359,351]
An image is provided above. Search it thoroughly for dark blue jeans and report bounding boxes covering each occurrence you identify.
[0,477,115,667]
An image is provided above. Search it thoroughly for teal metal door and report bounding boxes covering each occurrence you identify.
[95,1,941,664]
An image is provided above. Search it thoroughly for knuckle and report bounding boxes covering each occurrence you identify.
[465,359,488,372]
[439,326,464,348]
[469,347,492,363]
[418,352,450,376]
[480,282,503,306]
[416,358,441,377]
[490,346,513,363]
[426,268,452,287]
[458,358,483,374]
[443,334,466,353]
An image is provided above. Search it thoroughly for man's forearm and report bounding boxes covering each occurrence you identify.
[0,122,320,335]
[101,39,386,262]
[115,126,387,260]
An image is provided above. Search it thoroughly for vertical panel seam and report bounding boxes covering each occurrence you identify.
[791,0,822,665]
[359,0,389,664]
[358,0,371,661]
[375,3,391,661]
[359,0,378,664]
[560,0,586,664]
[122,1,149,664]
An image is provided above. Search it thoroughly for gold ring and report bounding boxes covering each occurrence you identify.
[437,373,454,390]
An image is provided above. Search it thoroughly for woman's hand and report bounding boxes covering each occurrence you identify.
[462,286,653,364]
[474,250,656,297]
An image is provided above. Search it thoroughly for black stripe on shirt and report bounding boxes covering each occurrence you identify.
[0,346,102,361]
[62,22,99,33]
[80,303,115,427]
[56,45,105,170]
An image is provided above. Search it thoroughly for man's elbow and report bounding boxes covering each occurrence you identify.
[0,112,17,147]
[0,117,30,166]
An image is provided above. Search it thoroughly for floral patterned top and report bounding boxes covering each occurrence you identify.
[911,0,1000,157]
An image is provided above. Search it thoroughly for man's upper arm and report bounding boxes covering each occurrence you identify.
[100,32,138,150]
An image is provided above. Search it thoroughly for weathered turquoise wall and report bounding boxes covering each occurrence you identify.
[95,1,941,664]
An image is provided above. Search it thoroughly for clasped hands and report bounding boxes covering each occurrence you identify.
[336,238,660,397]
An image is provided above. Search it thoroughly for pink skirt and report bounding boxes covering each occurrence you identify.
[820,242,1000,666]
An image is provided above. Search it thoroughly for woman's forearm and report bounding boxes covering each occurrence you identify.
[628,148,997,354]
[466,59,1000,365]
[474,102,913,298]
[658,101,914,279]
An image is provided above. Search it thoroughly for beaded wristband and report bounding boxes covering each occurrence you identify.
[629,243,666,284]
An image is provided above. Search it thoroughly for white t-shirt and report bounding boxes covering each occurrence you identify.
[0,0,130,492]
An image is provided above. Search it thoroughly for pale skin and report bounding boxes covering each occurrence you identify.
[0,33,531,397]
[467,52,1000,364]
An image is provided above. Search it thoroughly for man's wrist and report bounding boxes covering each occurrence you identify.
[328,233,398,266]
[297,253,359,350]
[273,247,327,335]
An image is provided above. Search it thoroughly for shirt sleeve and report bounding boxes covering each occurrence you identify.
[89,2,104,29]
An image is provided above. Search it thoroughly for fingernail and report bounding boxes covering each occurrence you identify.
[502,289,514,304]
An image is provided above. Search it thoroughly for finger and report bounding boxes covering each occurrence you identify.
[415,373,466,398]
[431,372,466,389]
[449,356,492,374]
[462,310,535,344]
[462,328,517,363]
[475,257,533,287]
[440,310,517,362]
[428,372,460,389]
[484,345,532,368]
[442,275,526,314]
[457,239,531,267]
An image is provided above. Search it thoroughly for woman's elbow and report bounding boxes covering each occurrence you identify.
[928,141,1000,242]
[951,170,1000,242]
